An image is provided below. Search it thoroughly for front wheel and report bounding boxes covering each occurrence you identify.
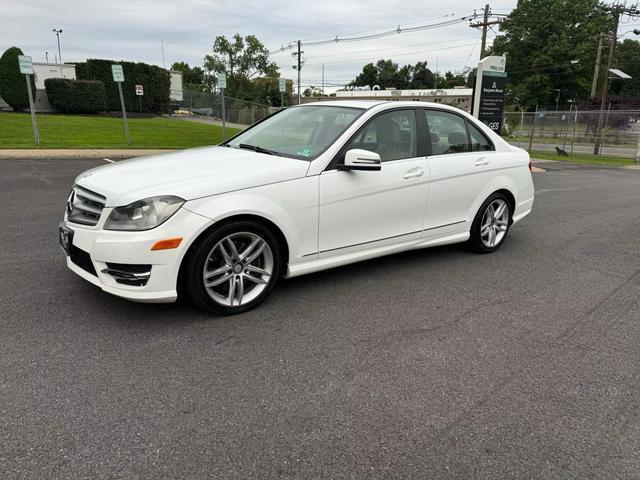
[469,193,511,253]
[184,221,282,315]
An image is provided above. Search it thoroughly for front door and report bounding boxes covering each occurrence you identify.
[318,109,429,255]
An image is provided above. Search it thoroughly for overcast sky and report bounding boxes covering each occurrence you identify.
[4,0,640,92]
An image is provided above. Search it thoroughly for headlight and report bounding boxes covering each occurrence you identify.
[104,195,185,231]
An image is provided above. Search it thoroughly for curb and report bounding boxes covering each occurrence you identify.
[0,149,177,160]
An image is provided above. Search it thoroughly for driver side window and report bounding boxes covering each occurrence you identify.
[346,110,417,162]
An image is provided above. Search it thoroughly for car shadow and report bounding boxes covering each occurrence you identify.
[73,242,469,323]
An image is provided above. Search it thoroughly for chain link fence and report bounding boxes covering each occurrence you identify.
[503,110,640,159]
[174,89,278,126]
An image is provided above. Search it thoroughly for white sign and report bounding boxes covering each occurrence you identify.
[18,55,34,75]
[135,84,144,96]
[278,78,286,93]
[111,64,125,82]
[217,72,227,89]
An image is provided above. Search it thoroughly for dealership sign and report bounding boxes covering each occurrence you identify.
[471,56,507,133]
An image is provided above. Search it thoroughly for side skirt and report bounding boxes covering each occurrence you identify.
[285,231,470,278]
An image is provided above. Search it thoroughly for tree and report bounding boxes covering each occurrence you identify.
[349,59,439,89]
[303,86,323,97]
[351,63,378,88]
[435,71,468,89]
[491,0,611,110]
[203,34,278,99]
[376,59,400,88]
[252,77,293,106]
[0,47,36,111]
[171,61,206,91]
[410,61,435,89]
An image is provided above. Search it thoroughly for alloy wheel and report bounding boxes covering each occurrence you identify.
[202,232,274,307]
[480,199,509,248]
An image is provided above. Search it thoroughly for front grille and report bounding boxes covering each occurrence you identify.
[70,244,97,276]
[67,186,106,226]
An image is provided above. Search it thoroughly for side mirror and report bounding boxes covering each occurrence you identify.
[338,149,382,171]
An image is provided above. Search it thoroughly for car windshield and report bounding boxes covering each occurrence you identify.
[226,105,364,160]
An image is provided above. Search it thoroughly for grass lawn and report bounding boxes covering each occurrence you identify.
[0,112,241,149]
[530,150,637,166]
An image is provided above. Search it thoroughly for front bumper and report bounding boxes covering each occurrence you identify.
[62,207,211,303]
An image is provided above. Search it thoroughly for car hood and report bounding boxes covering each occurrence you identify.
[75,146,310,206]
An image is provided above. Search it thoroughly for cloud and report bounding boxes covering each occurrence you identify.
[10,0,628,91]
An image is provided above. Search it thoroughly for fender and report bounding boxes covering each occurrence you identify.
[182,176,319,263]
[467,173,519,224]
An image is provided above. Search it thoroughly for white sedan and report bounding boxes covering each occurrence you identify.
[60,101,534,315]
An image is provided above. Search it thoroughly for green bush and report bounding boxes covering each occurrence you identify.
[0,47,36,111]
[45,78,106,113]
[75,59,170,114]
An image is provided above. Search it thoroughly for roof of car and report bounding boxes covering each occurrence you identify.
[296,100,385,109]
[296,100,466,112]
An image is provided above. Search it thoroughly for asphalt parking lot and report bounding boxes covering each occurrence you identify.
[1,158,639,479]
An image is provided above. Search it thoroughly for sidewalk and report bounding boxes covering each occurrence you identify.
[0,149,176,160]
[168,115,247,131]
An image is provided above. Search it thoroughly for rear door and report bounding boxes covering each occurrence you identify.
[422,109,495,235]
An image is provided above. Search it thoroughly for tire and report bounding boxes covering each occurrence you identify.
[183,220,282,315]
[469,193,512,253]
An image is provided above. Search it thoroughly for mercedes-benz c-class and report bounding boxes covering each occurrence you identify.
[60,101,534,315]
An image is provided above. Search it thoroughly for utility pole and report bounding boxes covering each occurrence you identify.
[593,3,639,155]
[480,4,489,59]
[52,29,63,64]
[322,63,325,95]
[469,4,502,60]
[591,33,604,97]
[291,40,303,104]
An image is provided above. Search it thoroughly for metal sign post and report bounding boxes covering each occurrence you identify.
[18,55,39,145]
[112,64,131,145]
[217,72,227,141]
[279,78,286,107]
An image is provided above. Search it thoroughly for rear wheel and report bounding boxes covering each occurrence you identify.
[184,221,282,315]
[469,193,511,253]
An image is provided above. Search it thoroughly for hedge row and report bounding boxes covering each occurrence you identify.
[45,78,106,113]
[76,59,170,114]
[0,47,36,111]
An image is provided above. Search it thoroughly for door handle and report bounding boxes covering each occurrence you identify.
[474,158,489,167]
[403,168,424,179]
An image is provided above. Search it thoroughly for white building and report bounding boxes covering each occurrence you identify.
[33,62,77,111]
[304,87,473,111]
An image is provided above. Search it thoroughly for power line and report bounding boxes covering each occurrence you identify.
[269,13,477,55]
[292,36,481,61]
[276,40,480,68]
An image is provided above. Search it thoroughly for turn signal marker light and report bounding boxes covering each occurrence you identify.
[151,237,183,251]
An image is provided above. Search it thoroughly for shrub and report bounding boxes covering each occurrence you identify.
[45,78,106,113]
[0,47,36,111]
[75,59,170,114]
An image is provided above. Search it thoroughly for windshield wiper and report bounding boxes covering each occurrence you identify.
[237,143,282,156]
